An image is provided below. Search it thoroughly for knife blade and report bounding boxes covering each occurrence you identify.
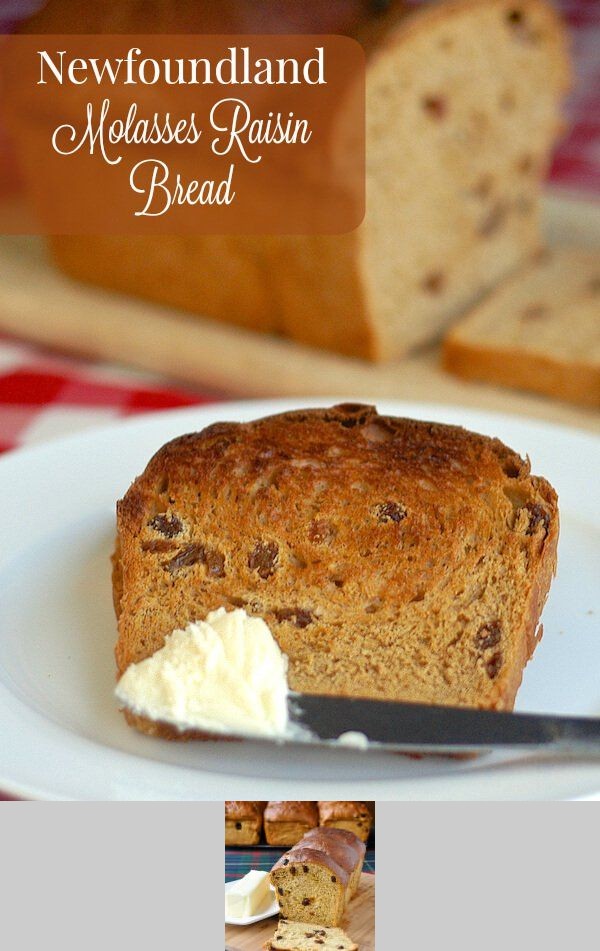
[202,693,596,757]
[284,694,600,756]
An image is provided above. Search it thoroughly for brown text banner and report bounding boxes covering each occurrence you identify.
[0,34,365,234]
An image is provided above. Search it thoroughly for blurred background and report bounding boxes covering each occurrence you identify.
[0,0,597,458]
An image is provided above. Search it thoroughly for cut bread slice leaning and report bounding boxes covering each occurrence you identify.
[113,404,558,739]
[443,247,600,407]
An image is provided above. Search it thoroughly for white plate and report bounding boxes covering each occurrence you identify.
[224,881,279,926]
[0,398,598,801]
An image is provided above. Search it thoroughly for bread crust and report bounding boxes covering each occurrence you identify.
[317,801,370,824]
[114,404,559,738]
[444,339,600,409]
[225,800,266,821]
[295,828,362,879]
[304,826,367,859]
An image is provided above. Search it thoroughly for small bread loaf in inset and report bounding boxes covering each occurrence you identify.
[264,801,319,846]
[318,802,372,843]
[225,801,266,846]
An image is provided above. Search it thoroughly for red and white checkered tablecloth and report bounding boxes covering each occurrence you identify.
[0,335,224,456]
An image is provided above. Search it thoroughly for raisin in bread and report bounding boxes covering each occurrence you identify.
[46,0,569,361]
[225,801,266,845]
[301,828,366,898]
[265,802,319,847]
[443,248,600,407]
[317,803,372,843]
[113,404,558,739]
[264,921,358,951]
[271,849,349,927]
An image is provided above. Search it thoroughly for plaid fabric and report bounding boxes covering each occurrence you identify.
[226,847,376,882]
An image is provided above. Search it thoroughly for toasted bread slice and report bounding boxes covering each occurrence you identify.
[113,404,558,738]
[443,248,600,407]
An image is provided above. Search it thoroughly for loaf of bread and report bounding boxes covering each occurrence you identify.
[39,0,569,361]
[270,827,364,925]
[264,802,319,846]
[113,404,558,738]
[263,921,358,951]
[317,803,372,843]
[225,801,267,845]
[443,248,600,407]
[301,828,366,897]
[271,846,349,927]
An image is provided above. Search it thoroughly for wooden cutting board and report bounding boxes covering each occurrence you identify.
[225,873,375,951]
[0,194,597,434]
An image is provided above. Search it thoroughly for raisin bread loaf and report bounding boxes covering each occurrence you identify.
[301,828,366,898]
[225,801,267,845]
[271,849,350,927]
[265,802,319,846]
[263,921,358,951]
[45,0,569,361]
[113,404,558,738]
[317,803,372,843]
[443,248,600,407]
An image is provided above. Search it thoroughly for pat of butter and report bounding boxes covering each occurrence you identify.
[115,607,290,737]
[226,870,271,919]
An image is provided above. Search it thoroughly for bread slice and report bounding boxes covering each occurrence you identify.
[113,404,558,739]
[263,921,358,951]
[443,248,600,407]
[46,0,569,360]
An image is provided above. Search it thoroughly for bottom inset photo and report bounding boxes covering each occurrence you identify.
[225,801,375,951]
